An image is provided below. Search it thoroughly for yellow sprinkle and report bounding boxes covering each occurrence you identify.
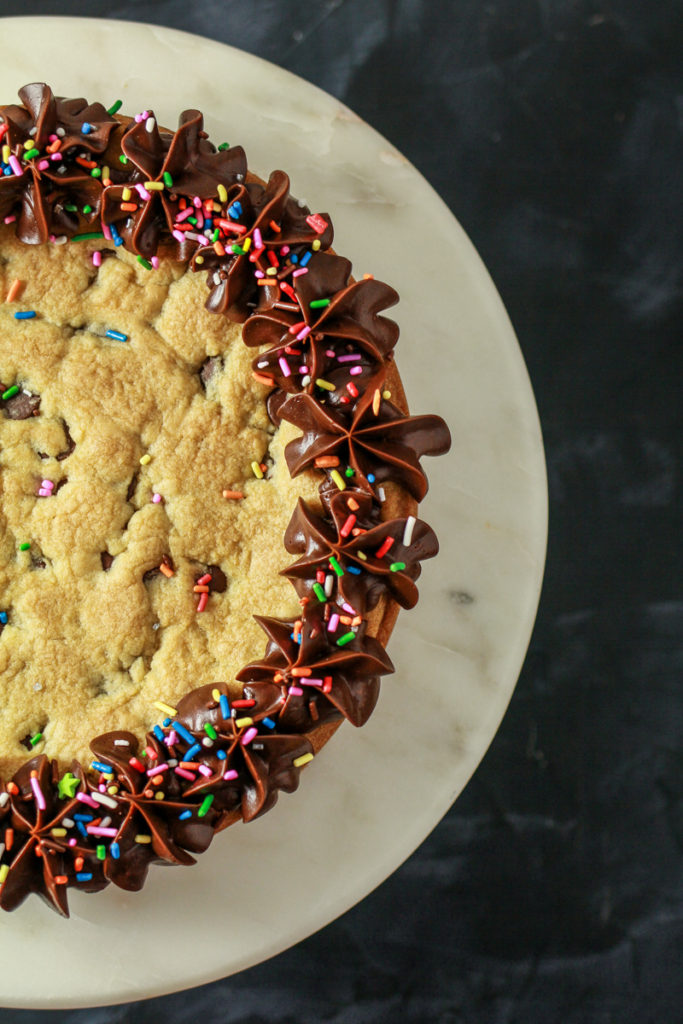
[51,828,67,837]
[212,687,222,702]
[102,166,110,182]
[330,469,346,491]
[357,551,367,561]
[315,379,335,392]
[0,864,8,885]
[217,183,228,203]
[134,834,152,844]
[265,266,278,276]
[154,700,177,717]
[195,255,204,264]
[382,390,391,400]
[242,236,252,252]
[235,716,253,728]
[23,139,33,150]
[251,461,264,479]
[312,239,321,251]
[293,752,314,768]
[155,791,165,800]
[372,388,381,415]
[107,786,119,795]
[144,181,164,190]
[139,453,151,465]
[2,145,9,163]
[122,187,132,201]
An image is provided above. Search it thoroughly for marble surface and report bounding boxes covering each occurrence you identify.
[0,1,681,1021]
[0,12,547,1011]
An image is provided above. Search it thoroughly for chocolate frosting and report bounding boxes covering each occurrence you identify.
[0,84,451,916]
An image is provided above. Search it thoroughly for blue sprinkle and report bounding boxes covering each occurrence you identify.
[0,612,7,624]
[73,813,93,822]
[76,872,93,883]
[162,717,172,727]
[227,200,242,218]
[300,251,312,267]
[216,749,227,761]
[184,742,201,761]
[91,760,113,774]
[109,223,123,246]
[81,122,94,134]
[290,631,302,644]
[14,311,36,320]
[367,473,376,483]
[105,329,128,342]
[110,841,120,860]
[262,717,276,729]
[179,809,192,820]
[290,253,299,264]
[153,725,165,742]
[76,822,88,837]
[172,721,196,747]
[346,565,362,575]
[219,694,230,720]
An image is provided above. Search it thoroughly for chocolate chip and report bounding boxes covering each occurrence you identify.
[2,390,41,420]
[100,552,114,571]
[56,420,75,460]
[126,470,139,502]
[31,557,47,569]
[142,566,160,582]
[206,565,227,593]
[200,356,222,389]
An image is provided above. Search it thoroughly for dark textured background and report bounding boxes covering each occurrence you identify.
[1,2,681,1021]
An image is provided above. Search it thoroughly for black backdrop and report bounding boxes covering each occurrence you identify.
[1,3,681,1022]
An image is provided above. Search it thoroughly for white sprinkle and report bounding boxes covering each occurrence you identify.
[324,574,334,597]
[167,758,178,767]
[113,738,130,746]
[56,126,65,137]
[402,515,416,547]
[202,737,213,748]
[0,843,4,858]
[33,682,43,692]
[99,815,112,828]
[378,487,386,502]
[0,792,8,808]
[257,359,269,369]
[62,817,74,828]
[145,116,156,133]
[301,375,311,387]
[90,792,118,810]
[29,126,37,137]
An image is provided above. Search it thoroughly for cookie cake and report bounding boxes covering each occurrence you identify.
[0,83,450,915]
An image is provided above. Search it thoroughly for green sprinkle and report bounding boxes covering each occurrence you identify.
[329,556,344,577]
[309,298,331,309]
[82,204,93,215]
[2,385,19,400]
[118,154,129,165]
[231,244,245,255]
[198,794,214,818]
[218,142,231,151]
[90,167,102,179]
[137,255,153,271]
[344,467,355,478]
[211,228,220,243]
[19,542,31,551]
[63,203,78,212]
[187,216,198,227]
[163,171,173,188]
[72,231,105,241]
[107,99,123,115]
[336,631,356,647]
[24,148,39,161]
[204,723,217,740]
[29,732,43,747]
[390,561,406,572]
[96,844,106,861]
[312,582,327,603]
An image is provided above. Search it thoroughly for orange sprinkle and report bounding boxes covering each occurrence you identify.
[269,219,281,233]
[6,278,23,303]
[5,828,14,850]
[159,562,174,578]
[347,497,360,511]
[222,489,245,500]
[6,782,18,796]
[291,667,312,678]
[46,139,61,154]
[193,584,209,593]
[314,456,340,468]
[75,156,97,169]
[120,202,138,212]
[213,241,226,257]
[75,856,84,872]
[253,372,275,386]
[257,277,278,286]
[54,875,68,885]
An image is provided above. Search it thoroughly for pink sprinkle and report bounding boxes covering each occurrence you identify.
[349,366,363,376]
[86,826,118,837]
[3,215,16,224]
[292,268,308,278]
[296,325,312,341]
[288,685,304,697]
[303,678,324,687]
[49,152,62,162]
[151,493,162,504]
[37,159,49,171]
[165,730,178,747]
[151,256,159,269]
[102,221,112,240]
[223,769,239,781]
[328,612,340,633]
[278,356,292,378]
[135,183,151,201]
[9,155,22,177]
[41,479,54,490]
[299,365,309,375]
[92,251,102,267]
[30,775,46,811]
[134,113,143,123]
[172,229,185,243]
[175,206,194,223]
[76,792,99,809]
[37,488,51,498]
[241,726,258,746]
[146,763,168,777]
[193,196,202,208]
[342,602,356,614]
[254,269,265,278]
[174,767,195,781]
[281,245,290,255]
[338,353,362,362]
[253,228,263,249]
[68,837,77,847]
[48,133,58,143]
[198,764,212,778]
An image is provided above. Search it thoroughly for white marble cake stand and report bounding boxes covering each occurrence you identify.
[0,16,547,1009]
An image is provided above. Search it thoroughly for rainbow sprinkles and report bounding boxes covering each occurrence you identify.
[0,84,450,915]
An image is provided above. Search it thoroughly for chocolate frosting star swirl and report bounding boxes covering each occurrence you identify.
[0,83,119,243]
[191,169,334,322]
